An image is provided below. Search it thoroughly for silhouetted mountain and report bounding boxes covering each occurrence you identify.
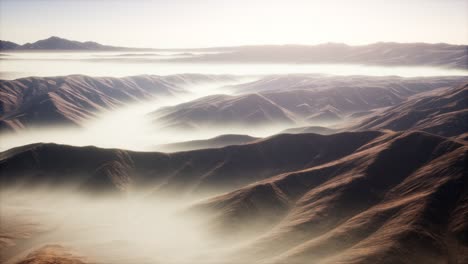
[155,134,259,152]
[191,131,467,264]
[0,40,20,50]
[0,36,140,51]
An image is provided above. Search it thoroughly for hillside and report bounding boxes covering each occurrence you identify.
[2,130,466,263]
[230,75,468,94]
[0,74,233,131]
[152,76,468,129]
[0,131,383,195]
[191,131,468,264]
[151,93,297,130]
[354,82,468,137]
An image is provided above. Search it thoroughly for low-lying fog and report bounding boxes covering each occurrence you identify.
[2,52,467,152]
[1,51,468,79]
[2,52,466,264]
[0,188,241,264]
[0,78,301,152]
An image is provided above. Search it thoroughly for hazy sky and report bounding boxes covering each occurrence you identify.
[1,0,466,48]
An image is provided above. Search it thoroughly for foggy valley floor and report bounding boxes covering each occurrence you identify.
[1,129,467,264]
[0,67,467,263]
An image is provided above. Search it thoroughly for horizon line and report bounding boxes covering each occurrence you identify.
[2,36,467,50]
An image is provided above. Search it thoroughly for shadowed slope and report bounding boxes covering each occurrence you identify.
[354,82,468,137]
[191,132,467,264]
[0,131,383,196]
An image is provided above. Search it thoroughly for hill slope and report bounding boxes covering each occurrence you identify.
[152,76,468,128]
[354,82,468,137]
[151,93,298,129]
[191,131,467,264]
[0,74,233,131]
[1,130,466,263]
[0,131,383,195]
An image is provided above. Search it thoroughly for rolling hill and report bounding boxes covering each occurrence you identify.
[0,69,467,264]
[2,74,466,132]
[151,76,468,129]
[151,93,298,130]
[1,130,466,263]
[0,74,233,131]
[0,131,384,195]
[1,103,467,263]
[190,131,468,264]
[354,82,468,137]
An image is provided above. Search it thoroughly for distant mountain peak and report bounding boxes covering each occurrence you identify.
[0,36,147,51]
[0,40,20,50]
[44,36,63,41]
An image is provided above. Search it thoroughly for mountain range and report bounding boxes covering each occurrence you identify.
[130,75,468,130]
[0,69,467,263]
[2,74,466,132]
[192,130,467,264]
[2,37,467,68]
[353,82,468,137]
[1,80,467,194]
[1,131,466,263]
[176,42,468,68]
[0,74,234,131]
[0,36,142,51]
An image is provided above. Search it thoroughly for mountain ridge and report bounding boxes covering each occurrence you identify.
[0,74,235,131]
[190,131,467,264]
[0,131,385,195]
[0,36,148,51]
[2,37,467,69]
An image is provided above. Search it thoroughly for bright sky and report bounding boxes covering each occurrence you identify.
[0,0,466,48]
